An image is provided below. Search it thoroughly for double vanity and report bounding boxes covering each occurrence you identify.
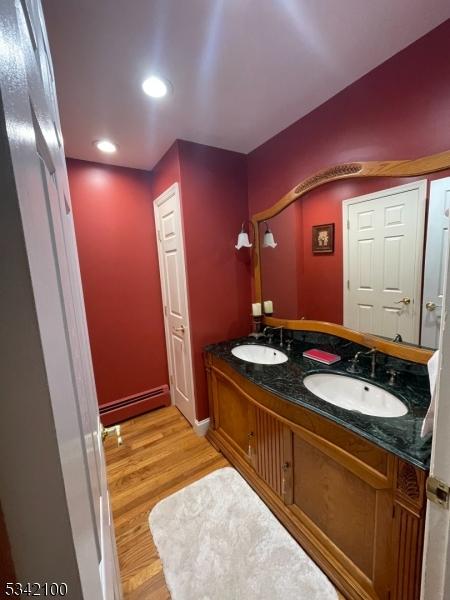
[205,329,431,600]
[204,151,450,599]
[231,342,408,418]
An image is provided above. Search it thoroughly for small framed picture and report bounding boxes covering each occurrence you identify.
[312,223,334,254]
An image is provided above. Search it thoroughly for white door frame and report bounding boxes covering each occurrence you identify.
[343,179,427,342]
[153,183,196,423]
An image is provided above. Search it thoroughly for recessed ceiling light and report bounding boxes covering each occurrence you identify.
[142,75,170,98]
[94,139,117,153]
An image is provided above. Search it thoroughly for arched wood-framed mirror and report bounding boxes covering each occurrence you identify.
[251,149,450,364]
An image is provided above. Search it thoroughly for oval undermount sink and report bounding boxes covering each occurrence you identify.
[303,372,407,418]
[231,344,288,365]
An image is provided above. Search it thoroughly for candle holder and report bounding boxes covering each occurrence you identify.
[249,315,264,339]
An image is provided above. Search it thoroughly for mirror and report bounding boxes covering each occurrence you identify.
[257,167,450,350]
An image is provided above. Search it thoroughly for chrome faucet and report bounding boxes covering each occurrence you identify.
[365,348,377,379]
[348,348,377,378]
[347,350,364,374]
[263,326,284,347]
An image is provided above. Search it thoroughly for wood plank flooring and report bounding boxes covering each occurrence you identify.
[104,406,228,599]
[105,406,345,600]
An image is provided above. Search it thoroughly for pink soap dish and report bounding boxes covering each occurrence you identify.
[303,348,341,365]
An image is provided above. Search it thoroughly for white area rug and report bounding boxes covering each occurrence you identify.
[149,467,337,600]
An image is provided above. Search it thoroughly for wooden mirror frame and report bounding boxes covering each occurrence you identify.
[252,149,450,364]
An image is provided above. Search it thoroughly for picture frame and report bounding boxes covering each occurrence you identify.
[312,223,334,254]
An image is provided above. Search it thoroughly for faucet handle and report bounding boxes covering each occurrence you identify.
[286,338,293,351]
[386,368,398,386]
[347,356,362,374]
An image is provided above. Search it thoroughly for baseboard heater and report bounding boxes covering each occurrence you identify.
[99,385,170,426]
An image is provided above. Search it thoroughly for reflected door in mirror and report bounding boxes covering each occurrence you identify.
[344,181,426,344]
[257,172,450,350]
[421,177,450,349]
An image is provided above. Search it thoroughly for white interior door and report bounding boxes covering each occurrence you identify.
[421,222,450,599]
[421,177,450,349]
[343,180,426,343]
[1,0,121,596]
[39,153,120,600]
[154,184,196,425]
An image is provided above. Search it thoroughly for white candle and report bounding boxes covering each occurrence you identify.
[264,300,273,314]
[252,303,262,317]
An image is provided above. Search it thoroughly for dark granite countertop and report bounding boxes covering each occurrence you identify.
[205,332,432,471]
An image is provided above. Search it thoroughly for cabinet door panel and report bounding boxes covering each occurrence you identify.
[292,434,393,597]
[214,374,249,458]
[294,436,375,574]
[250,406,293,501]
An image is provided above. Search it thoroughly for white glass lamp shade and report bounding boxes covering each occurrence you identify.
[235,231,252,249]
[263,229,277,248]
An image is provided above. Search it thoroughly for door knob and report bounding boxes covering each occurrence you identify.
[394,297,411,305]
[174,325,185,332]
[426,301,441,312]
[101,425,122,446]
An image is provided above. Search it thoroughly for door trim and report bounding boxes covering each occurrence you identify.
[194,418,211,437]
[342,179,427,343]
[153,183,196,423]
[420,176,450,348]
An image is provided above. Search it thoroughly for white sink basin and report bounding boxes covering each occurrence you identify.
[231,344,288,365]
[303,373,407,418]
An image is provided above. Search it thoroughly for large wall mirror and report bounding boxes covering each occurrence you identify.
[253,151,450,353]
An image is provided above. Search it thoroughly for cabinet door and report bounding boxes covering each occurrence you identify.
[212,372,251,461]
[290,431,393,599]
[249,405,293,503]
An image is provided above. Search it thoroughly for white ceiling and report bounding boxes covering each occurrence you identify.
[43,1,450,171]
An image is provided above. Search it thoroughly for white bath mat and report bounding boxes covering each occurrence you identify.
[149,467,337,600]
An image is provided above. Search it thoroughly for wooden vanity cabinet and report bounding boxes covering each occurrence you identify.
[205,353,427,600]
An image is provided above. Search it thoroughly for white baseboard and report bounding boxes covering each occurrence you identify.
[193,417,210,437]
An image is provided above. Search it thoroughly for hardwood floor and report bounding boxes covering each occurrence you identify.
[104,406,228,599]
[105,406,345,599]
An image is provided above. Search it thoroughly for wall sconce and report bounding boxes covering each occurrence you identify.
[262,221,277,248]
[235,221,254,249]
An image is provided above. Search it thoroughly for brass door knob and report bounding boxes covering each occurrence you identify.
[426,301,441,312]
[174,324,185,333]
[394,297,411,305]
[101,425,122,446]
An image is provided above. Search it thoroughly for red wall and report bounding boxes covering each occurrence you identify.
[178,141,251,420]
[248,20,450,323]
[260,204,299,318]
[151,142,181,198]
[67,159,168,406]
[151,141,251,421]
